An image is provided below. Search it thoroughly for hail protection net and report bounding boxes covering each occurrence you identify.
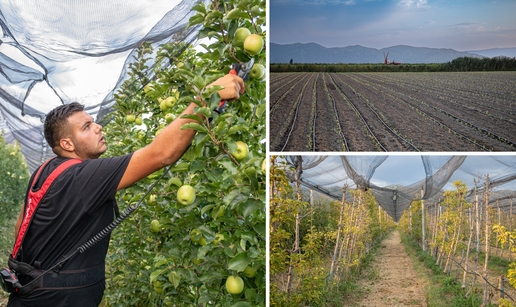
[0,0,209,172]
[284,155,516,222]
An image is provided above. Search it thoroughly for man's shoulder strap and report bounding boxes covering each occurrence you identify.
[12,157,82,259]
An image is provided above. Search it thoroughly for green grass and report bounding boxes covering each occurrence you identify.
[400,232,490,307]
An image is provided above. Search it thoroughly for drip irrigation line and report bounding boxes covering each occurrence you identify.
[332,73,420,152]
[451,258,514,302]
[323,76,349,152]
[280,74,316,152]
[348,74,491,151]
[327,74,385,151]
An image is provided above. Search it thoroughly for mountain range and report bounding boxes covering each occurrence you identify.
[271,43,516,64]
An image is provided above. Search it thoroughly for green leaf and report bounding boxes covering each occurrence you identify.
[226,8,247,19]
[223,190,240,206]
[192,76,206,90]
[169,271,180,289]
[226,140,237,154]
[167,177,182,187]
[209,92,222,110]
[150,270,162,283]
[256,104,266,118]
[204,84,224,97]
[191,3,206,13]
[227,125,247,135]
[180,114,204,123]
[190,160,206,173]
[243,198,262,218]
[228,252,250,272]
[201,204,215,215]
[170,162,189,173]
[230,194,248,210]
[194,107,212,118]
[231,302,252,307]
[180,122,207,132]
[188,13,204,26]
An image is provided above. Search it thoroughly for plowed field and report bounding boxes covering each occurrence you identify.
[269,72,516,152]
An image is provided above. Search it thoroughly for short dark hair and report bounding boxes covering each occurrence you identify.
[44,102,85,148]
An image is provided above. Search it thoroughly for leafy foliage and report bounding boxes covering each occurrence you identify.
[100,0,266,305]
[0,132,29,224]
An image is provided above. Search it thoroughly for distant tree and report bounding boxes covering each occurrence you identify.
[290,59,293,65]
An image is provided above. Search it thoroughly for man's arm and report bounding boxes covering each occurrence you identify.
[15,205,24,239]
[117,74,243,191]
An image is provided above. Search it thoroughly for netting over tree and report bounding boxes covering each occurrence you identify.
[284,155,516,222]
[0,0,208,172]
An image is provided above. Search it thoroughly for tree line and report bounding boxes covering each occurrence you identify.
[271,57,516,73]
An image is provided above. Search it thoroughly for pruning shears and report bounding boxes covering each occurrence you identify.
[214,58,255,114]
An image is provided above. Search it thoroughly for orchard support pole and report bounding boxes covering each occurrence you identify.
[421,186,426,252]
[328,186,347,286]
[286,157,303,295]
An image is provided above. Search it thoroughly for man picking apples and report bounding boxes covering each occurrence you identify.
[6,73,243,307]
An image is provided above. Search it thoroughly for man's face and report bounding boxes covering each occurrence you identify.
[67,111,106,159]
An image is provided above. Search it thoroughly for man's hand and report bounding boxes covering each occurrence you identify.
[210,74,244,102]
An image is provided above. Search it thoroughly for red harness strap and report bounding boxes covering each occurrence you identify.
[12,157,82,258]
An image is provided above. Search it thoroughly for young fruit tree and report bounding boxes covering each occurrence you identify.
[100,0,266,305]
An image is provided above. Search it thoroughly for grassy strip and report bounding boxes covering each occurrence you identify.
[321,231,392,306]
[400,232,489,307]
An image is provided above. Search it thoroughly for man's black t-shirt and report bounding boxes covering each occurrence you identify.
[8,153,133,307]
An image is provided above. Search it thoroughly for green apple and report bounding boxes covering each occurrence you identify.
[225,276,244,294]
[191,229,201,242]
[165,113,175,123]
[177,185,195,205]
[123,193,132,201]
[135,117,143,125]
[153,280,164,293]
[192,257,203,265]
[126,114,135,123]
[151,219,160,232]
[160,100,168,111]
[243,34,263,56]
[262,159,266,173]
[249,63,265,80]
[138,131,145,140]
[147,194,157,206]
[199,236,207,246]
[232,141,248,160]
[234,27,251,48]
[144,83,153,94]
[243,266,256,278]
[164,96,176,108]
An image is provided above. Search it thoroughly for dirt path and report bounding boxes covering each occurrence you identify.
[356,230,427,307]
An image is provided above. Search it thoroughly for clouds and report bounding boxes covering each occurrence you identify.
[271,0,516,50]
[398,0,429,10]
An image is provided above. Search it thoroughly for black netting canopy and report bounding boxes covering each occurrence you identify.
[0,0,209,172]
[284,155,516,222]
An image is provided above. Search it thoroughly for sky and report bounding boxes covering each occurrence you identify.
[270,0,516,51]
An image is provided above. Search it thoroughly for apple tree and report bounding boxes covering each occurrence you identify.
[100,0,266,306]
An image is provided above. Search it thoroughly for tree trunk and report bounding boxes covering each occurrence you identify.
[466,181,480,298]
[482,176,490,306]
[463,206,475,289]
[328,187,347,286]
[286,158,303,295]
